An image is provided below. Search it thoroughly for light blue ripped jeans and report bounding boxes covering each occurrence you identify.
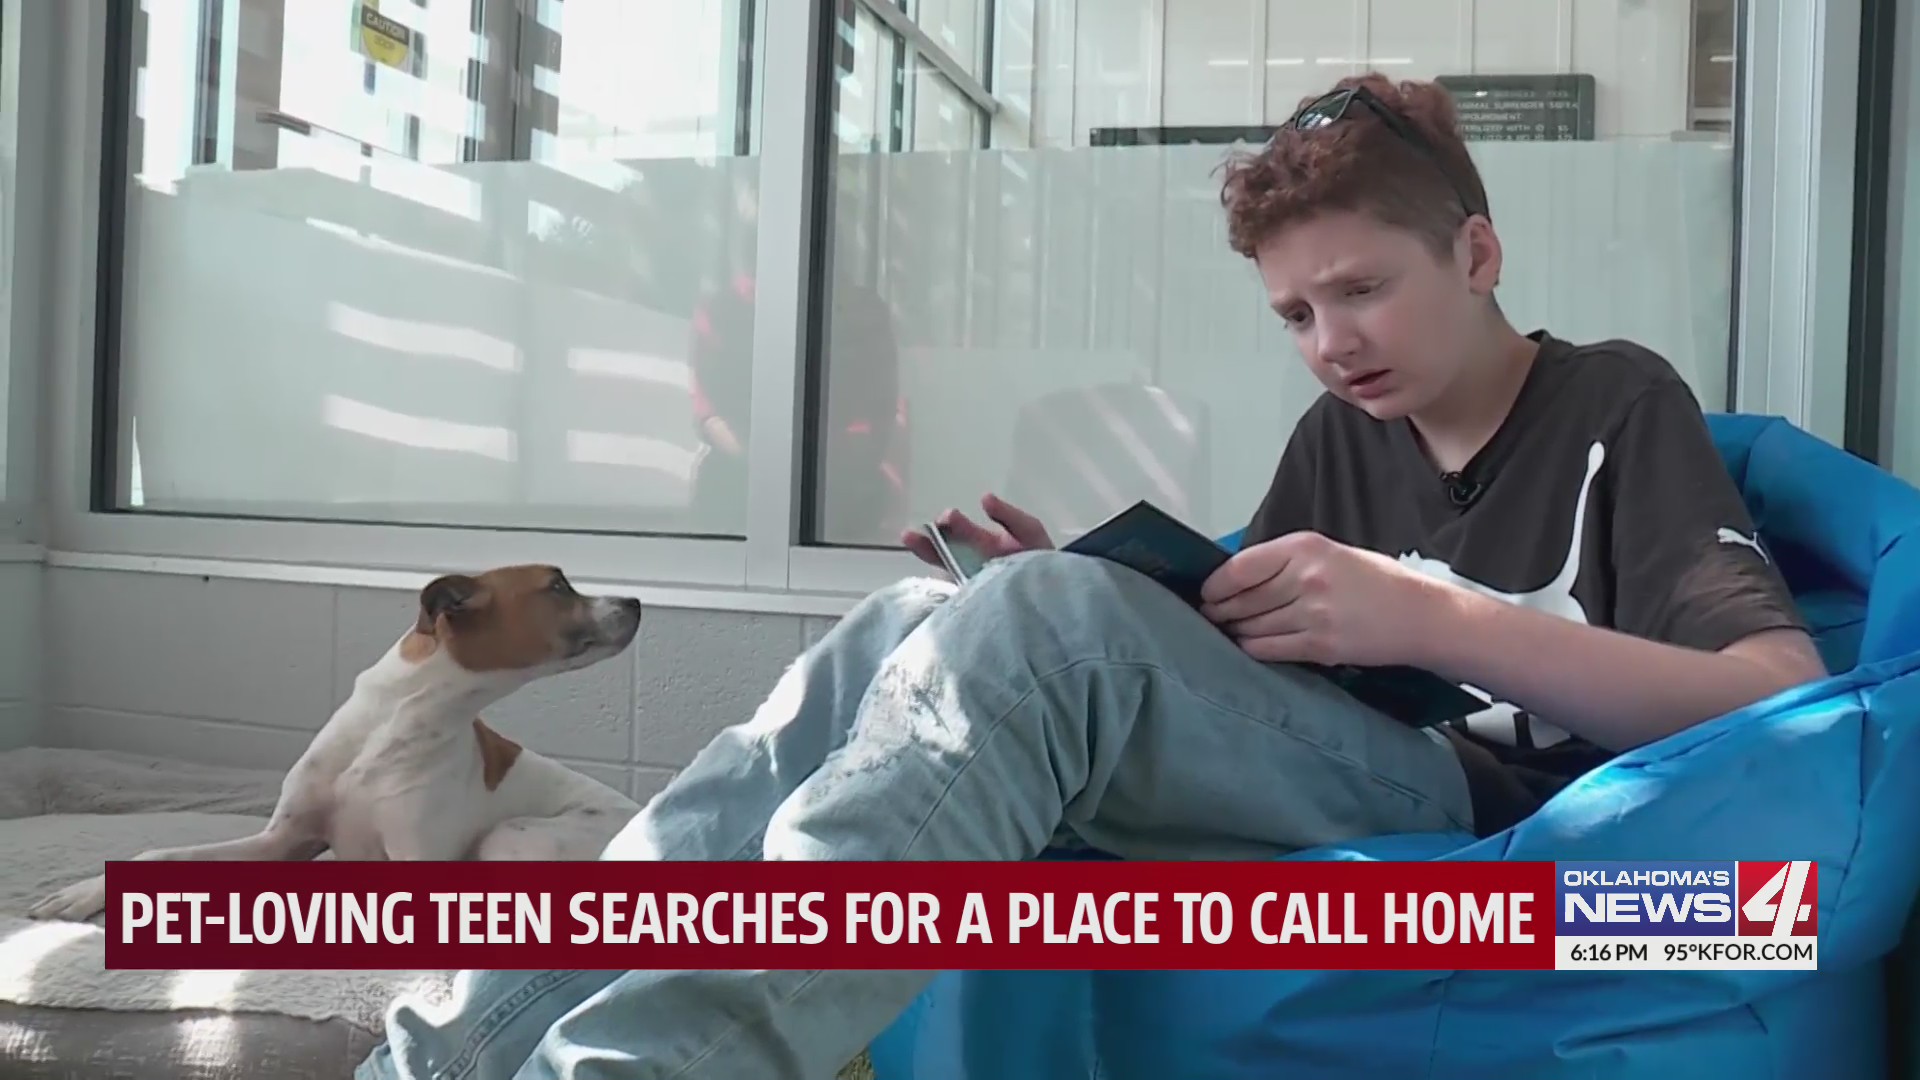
[355,549,1474,1080]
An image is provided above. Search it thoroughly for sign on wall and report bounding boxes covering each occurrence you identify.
[1088,126,1278,148]
[1435,74,1597,142]
[354,0,413,71]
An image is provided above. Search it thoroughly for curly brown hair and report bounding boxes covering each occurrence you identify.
[1219,73,1489,260]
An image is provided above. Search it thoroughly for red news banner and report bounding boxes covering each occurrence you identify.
[105,861,1553,971]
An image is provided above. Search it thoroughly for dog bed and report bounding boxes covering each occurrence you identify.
[0,747,457,1079]
[0,746,880,1080]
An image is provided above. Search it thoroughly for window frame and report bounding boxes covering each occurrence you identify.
[859,0,997,152]
[1731,0,1864,445]
[0,0,47,547]
[1841,0,1901,464]
[31,0,1864,613]
[52,0,813,596]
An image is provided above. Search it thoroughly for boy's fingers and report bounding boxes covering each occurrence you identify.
[1199,583,1271,624]
[983,495,1052,548]
[1220,605,1302,640]
[1238,630,1317,665]
[946,513,1011,553]
[900,531,943,567]
[1200,549,1277,605]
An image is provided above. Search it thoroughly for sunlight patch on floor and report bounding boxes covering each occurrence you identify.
[169,966,247,1009]
[0,921,92,998]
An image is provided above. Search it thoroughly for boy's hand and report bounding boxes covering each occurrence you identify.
[1198,531,1445,667]
[901,494,1055,571]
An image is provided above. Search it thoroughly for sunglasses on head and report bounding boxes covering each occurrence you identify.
[1283,86,1488,220]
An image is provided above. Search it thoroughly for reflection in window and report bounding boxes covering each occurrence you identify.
[99,0,764,537]
[809,0,1749,548]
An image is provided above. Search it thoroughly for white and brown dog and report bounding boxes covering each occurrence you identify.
[29,564,645,922]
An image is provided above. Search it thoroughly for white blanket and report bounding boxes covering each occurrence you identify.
[0,747,454,1032]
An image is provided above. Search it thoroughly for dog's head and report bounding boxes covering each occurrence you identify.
[405,565,642,684]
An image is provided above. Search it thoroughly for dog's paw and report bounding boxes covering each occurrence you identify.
[27,876,108,922]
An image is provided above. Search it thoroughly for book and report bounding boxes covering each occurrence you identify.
[1061,500,1487,729]
[1060,499,1231,608]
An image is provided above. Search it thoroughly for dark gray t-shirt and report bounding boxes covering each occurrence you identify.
[1242,331,1808,833]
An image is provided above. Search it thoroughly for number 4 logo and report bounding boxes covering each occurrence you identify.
[1741,861,1815,936]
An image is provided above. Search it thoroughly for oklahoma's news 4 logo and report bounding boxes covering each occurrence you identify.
[1734,861,1818,937]
[1555,859,1819,937]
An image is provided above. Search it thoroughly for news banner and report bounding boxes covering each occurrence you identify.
[99,859,1817,972]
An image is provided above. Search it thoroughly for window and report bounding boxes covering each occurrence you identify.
[1688,0,1737,134]
[96,0,765,537]
[806,0,1750,548]
[1873,0,1917,480]
[833,0,993,155]
[52,0,1855,596]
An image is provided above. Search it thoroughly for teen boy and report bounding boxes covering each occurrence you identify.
[359,73,1825,1080]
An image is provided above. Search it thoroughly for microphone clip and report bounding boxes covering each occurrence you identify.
[1441,470,1483,508]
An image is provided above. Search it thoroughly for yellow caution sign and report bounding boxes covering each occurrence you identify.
[357,0,412,70]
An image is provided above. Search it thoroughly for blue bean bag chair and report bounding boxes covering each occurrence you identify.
[868,413,1920,1080]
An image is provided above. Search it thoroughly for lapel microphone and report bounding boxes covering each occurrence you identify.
[1441,470,1484,508]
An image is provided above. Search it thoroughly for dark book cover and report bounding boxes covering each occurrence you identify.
[1062,500,1486,729]
[1061,500,1231,607]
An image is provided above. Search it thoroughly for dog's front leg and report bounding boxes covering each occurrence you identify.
[27,825,328,922]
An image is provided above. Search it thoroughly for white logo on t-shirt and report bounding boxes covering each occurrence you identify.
[1394,441,1608,749]
[1717,527,1769,563]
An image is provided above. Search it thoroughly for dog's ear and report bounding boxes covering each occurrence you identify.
[416,574,490,633]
